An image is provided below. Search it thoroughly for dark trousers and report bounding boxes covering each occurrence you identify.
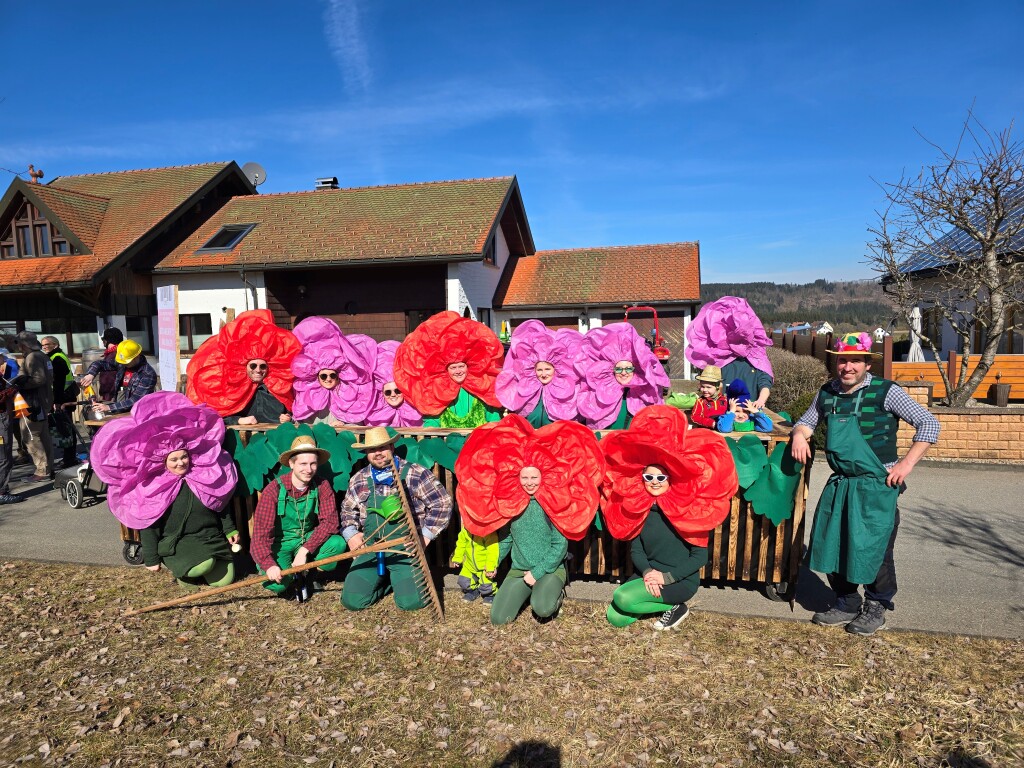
[0,412,13,495]
[828,508,900,611]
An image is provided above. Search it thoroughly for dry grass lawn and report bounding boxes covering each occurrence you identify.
[1,560,1021,767]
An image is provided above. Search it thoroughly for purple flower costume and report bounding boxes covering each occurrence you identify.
[684,296,774,378]
[91,392,238,529]
[291,316,377,424]
[495,319,583,421]
[365,340,423,427]
[575,322,670,429]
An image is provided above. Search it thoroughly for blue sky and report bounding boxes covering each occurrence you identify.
[2,1,1022,282]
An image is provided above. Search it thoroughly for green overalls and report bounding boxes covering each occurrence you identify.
[260,483,347,594]
[424,388,502,429]
[808,390,900,585]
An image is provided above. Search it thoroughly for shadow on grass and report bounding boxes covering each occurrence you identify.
[491,741,561,768]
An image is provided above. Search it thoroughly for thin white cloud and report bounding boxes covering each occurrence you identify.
[322,0,372,96]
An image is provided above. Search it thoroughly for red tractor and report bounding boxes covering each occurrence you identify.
[624,305,672,376]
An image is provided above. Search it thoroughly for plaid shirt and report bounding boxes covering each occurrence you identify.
[340,459,452,543]
[87,356,158,414]
[250,474,339,572]
[796,373,940,468]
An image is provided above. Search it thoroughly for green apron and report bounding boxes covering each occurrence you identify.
[808,390,899,584]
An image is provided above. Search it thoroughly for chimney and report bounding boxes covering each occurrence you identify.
[314,177,339,191]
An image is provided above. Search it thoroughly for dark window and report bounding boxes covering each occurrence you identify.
[125,316,153,354]
[37,225,51,255]
[178,313,214,352]
[196,224,256,252]
[55,240,68,255]
[18,226,32,256]
[482,233,496,266]
[477,307,492,329]
[0,201,75,259]
[22,317,99,356]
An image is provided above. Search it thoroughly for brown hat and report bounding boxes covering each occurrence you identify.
[351,426,400,452]
[278,435,330,466]
[696,365,723,385]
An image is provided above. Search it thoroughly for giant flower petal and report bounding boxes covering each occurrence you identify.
[599,405,738,546]
[495,319,583,420]
[393,311,504,416]
[291,316,377,423]
[91,392,238,529]
[684,296,774,377]
[365,340,424,427]
[186,309,301,417]
[575,322,669,429]
[455,415,605,540]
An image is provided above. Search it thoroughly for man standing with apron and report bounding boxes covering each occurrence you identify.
[790,332,940,636]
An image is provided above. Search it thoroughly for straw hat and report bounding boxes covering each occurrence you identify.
[351,426,400,452]
[278,435,331,465]
[828,332,881,357]
[696,365,723,384]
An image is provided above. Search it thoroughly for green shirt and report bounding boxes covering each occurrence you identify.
[498,498,568,577]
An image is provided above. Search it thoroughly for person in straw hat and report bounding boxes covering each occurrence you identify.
[790,331,939,636]
[339,426,452,611]
[689,364,728,429]
[249,434,348,599]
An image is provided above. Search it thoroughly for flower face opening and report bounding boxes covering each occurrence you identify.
[643,464,669,497]
[613,360,635,386]
[382,381,404,407]
[165,449,191,477]
[519,466,542,496]
[247,359,269,383]
[534,361,555,385]
[318,369,339,390]
[447,361,469,383]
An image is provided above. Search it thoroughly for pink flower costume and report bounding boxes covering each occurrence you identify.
[91,392,238,529]
[684,296,774,377]
[575,322,670,430]
[365,340,424,427]
[291,317,377,425]
[495,320,583,426]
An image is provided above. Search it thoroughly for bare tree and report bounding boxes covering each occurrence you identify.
[868,112,1024,406]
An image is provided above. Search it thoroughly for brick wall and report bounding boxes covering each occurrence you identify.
[898,384,1024,464]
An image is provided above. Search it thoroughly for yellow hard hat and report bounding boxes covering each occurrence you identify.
[115,339,142,365]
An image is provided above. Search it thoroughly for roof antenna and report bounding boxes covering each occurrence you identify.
[241,162,267,188]
[28,164,44,184]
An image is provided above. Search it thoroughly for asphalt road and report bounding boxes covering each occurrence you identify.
[1,457,1021,639]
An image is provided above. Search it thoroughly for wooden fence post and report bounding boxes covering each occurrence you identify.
[881,335,893,380]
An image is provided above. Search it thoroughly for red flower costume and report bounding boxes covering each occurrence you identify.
[455,415,605,540]
[600,405,738,546]
[393,311,504,416]
[185,309,301,417]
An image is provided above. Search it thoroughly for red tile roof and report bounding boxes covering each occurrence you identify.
[155,176,516,272]
[497,242,701,307]
[0,163,235,289]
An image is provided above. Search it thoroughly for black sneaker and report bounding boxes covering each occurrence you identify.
[462,588,481,602]
[811,604,861,627]
[846,599,887,636]
[653,603,689,631]
[0,493,22,505]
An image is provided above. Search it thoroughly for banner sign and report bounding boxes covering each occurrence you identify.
[156,285,180,392]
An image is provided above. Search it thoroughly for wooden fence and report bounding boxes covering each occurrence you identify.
[771,330,893,379]
[892,352,1024,401]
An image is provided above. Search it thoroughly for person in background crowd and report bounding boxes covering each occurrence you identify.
[96,327,124,402]
[40,336,80,467]
[0,346,29,463]
[0,357,21,504]
[689,365,728,429]
[80,340,157,416]
[10,331,54,482]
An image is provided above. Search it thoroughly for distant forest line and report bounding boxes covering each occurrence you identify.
[701,279,899,331]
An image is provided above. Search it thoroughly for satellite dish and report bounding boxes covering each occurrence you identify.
[241,162,267,187]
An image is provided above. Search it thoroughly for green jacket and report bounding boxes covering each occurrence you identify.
[140,484,237,578]
[498,498,567,577]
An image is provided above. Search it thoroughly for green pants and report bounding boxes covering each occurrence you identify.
[260,534,347,594]
[177,558,235,590]
[606,575,699,627]
[491,566,566,625]
[341,546,429,611]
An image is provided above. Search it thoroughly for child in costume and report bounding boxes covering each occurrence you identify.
[393,311,504,429]
[716,379,773,434]
[602,405,738,629]
[186,309,301,425]
[365,340,424,427]
[91,392,241,590]
[689,365,728,429]
[450,527,500,603]
[685,296,774,409]
[494,319,583,427]
[575,322,670,430]
[291,316,377,426]
[455,415,605,625]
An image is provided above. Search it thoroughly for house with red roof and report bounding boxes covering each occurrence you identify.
[494,243,702,378]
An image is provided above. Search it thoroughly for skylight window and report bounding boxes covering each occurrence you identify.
[196,223,255,252]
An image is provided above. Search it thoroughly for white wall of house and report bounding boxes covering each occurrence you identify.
[151,271,268,374]
[445,226,510,331]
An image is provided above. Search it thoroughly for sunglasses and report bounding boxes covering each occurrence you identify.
[247,362,268,371]
[642,473,668,483]
[383,387,401,397]
[318,371,338,382]
[614,366,635,375]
